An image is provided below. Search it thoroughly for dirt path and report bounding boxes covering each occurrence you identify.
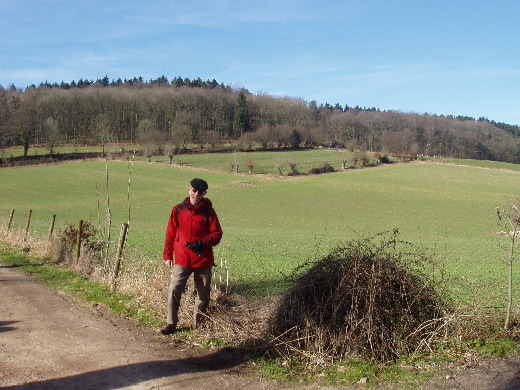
[0,262,278,390]
[1,261,519,390]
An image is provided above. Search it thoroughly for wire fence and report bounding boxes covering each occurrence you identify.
[0,206,300,306]
[0,207,235,323]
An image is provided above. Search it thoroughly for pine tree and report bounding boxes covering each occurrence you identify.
[233,91,248,137]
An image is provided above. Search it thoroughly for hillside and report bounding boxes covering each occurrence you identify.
[1,76,519,164]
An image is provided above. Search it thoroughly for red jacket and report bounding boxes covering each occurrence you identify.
[163,197,223,268]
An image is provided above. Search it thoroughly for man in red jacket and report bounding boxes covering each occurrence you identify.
[159,178,223,335]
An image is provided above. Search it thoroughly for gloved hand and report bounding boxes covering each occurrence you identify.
[185,240,205,256]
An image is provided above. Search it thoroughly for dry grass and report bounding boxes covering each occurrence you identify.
[0,223,265,335]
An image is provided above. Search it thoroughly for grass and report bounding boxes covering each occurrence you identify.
[254,355,438,387]
[155,148,357,175]
[421,156,520,172]
[254,330,518,386]
[1,152,520,309]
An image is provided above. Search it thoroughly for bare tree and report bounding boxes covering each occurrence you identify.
[352,150,360,167]
[44,117,60,156]
[253,124,273,149]
[287,156,298,175]
[340,151,349,169]
[496,202,520,330]
[137,119,160,162]
[164,145,175,164]
[274,158,284,176]
[230,151,240,173]
[241,132,255,151]
[246,160,255,174]
[360,150,370,166]
[171,111,197,152]
[93,113,112,155]
[203,130,221,152]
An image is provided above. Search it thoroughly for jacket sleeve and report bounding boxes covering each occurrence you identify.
[163,206,178,261]
[202,208,223,248]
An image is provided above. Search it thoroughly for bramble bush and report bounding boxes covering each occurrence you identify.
[267,231,450,362]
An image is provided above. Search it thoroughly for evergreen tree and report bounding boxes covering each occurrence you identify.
[233,91,249,137]
[289,129,302,149]
[18,126,30,157]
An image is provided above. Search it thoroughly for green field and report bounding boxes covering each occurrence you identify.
[1,150,519,309]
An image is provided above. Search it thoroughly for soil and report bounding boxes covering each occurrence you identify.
[1,261,519,390]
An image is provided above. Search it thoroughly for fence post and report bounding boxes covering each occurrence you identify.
[48,214,56,239]
[7,209,14,231]
[76,220,83,261]
[23,209,32,241]
[112,223,129,289]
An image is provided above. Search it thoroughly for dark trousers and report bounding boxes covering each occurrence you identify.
[167,264,212,326]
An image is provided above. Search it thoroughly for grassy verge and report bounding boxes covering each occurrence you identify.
[250,336,518,388]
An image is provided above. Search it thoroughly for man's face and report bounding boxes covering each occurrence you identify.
[189,187,206,205]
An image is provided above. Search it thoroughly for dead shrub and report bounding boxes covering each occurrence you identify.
[57,219,107,276]
[266,231,450,362]
[308,162,335,175]
[60,218,104,254]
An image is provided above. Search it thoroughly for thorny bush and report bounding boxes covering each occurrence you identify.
[267,230,450,363]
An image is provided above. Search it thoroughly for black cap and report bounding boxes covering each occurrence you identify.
[190,178,208,192]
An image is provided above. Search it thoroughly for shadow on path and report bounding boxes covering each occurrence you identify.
[0,349,251,390]
[0,320,19,333]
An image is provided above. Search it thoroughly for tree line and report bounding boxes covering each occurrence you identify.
[1,76,519,163]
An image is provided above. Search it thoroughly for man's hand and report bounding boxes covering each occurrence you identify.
[185,240,205,255]
[164,259,174,268]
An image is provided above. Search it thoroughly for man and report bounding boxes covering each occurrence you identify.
[159,178,223,335]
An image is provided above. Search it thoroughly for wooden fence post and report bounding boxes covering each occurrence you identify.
[23,209,32,241]
[112,223,129,289]
[48,214,56,239]
[7,209,14,231]
[76,220,83,261]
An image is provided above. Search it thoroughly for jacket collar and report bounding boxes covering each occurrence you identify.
[183,197,210,210]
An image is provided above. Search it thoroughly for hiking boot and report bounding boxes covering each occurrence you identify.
[159,323,177,335]
[194,312,207,328]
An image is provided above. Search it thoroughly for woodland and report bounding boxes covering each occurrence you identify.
[1,75,519,163]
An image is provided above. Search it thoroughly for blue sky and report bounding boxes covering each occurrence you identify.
[1,0,519,125]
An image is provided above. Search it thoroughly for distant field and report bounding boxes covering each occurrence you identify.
[1,152,519,309]
[5,143,520,174]
[2,144,360,174]
[2,145,108,158]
